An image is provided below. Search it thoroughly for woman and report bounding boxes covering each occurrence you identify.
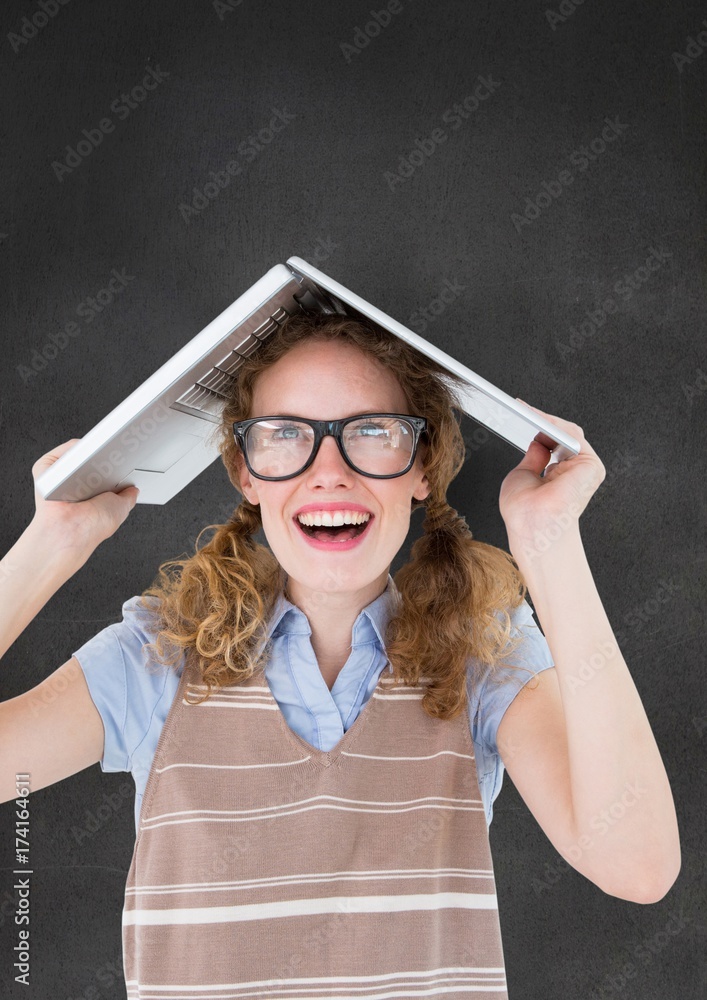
[0,311,680,997]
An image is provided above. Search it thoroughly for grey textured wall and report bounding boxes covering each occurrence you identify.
[1,0,705,996]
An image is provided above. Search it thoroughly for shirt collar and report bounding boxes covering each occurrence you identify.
[263,573,401,651]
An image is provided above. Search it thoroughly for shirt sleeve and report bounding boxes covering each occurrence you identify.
[468,598,556,760]
[71,595,171,774]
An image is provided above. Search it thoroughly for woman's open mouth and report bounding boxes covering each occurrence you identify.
[293,514,374,550]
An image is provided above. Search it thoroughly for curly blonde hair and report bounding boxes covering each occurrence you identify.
[136,310,538,721]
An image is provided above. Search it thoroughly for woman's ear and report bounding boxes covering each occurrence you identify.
[413,470,430,503]
[412,442,430,502]
[235,449,258,506]
[416,483,431,502]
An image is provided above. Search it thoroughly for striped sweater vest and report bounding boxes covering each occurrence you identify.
[122,652,510,998]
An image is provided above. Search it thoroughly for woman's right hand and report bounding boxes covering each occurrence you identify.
[30,438,141,556]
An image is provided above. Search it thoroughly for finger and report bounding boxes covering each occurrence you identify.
[516,398,584,438]
[32,439,82,474]
[52,438,82,450]
[516,397,546,413]
[514,437,554,476]
[35,438,82,459]
[117,485,141,509]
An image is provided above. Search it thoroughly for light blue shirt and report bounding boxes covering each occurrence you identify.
[72,574,555,835]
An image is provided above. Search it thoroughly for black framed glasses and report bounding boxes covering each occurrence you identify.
[233,413,428,481]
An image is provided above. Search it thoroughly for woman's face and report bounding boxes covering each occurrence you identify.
[235,339,430,604]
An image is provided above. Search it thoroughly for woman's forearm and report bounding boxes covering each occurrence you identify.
[507,522,681,900]
[0,519,90,662]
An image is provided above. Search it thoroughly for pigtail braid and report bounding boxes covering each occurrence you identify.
[386,493,526,720]
[139,497,285,705]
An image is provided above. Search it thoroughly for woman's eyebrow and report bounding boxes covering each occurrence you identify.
[257,410,392,419]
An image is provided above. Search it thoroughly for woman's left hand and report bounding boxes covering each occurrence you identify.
[498,399,606,537]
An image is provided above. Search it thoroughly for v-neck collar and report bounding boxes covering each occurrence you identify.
[256,574,402,750]
[263,573,401,656]
[268,660,390,768]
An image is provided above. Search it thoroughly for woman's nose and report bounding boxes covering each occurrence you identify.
[308,434,353,477]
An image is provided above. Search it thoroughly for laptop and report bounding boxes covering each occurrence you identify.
[35,256,581,505]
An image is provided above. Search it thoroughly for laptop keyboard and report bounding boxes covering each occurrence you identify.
[172,305,292,420]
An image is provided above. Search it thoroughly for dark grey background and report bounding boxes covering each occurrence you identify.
[1,0,705,996]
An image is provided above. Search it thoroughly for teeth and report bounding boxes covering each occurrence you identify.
[297,510,371,527]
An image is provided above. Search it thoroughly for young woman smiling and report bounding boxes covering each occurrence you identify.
[0,311,680,997]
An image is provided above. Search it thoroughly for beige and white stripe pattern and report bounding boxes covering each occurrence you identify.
[122,654,509,998]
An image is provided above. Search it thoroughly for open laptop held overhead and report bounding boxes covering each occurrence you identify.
[35,257,581,505]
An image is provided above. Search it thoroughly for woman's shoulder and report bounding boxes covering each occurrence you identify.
[467,597,555,756]
[118,592,163,634]
[72,593,184,683]
[71,595,183,773]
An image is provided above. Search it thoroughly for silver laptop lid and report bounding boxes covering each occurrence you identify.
[285,255,580,465]
[36,258,579,505]
[35,264,303,505]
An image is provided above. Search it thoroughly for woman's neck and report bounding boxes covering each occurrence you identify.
[284,571,389,689]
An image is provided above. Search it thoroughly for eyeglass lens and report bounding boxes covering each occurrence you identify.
[244,417,416,478]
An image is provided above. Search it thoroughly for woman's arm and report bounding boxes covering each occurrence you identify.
[498,522,681,903]
[494,401,680,903]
